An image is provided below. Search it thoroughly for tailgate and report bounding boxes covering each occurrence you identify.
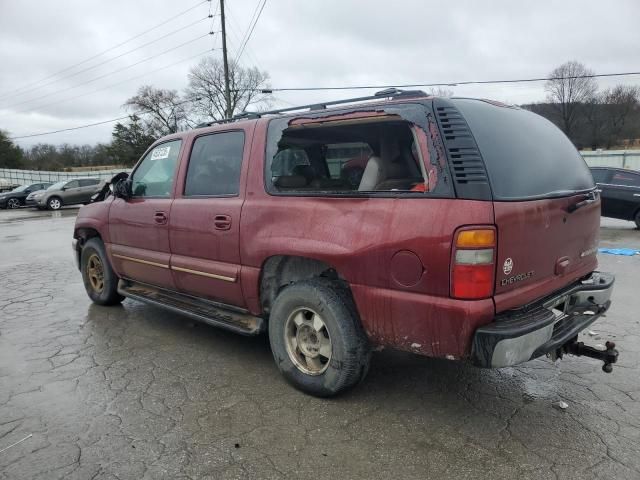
[445,98,600,313]
[493,194,600,312]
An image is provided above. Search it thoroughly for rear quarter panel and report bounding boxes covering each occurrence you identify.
[240,120,495,358]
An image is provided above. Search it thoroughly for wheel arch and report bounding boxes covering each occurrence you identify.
[74,227,103,268]
[258,255,352,315]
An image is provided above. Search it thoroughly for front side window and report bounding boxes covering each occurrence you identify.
[184,131,244,196]
[65,180,80,189]
[131,140,182,198]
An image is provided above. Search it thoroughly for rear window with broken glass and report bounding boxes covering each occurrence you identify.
[265,115,429,194]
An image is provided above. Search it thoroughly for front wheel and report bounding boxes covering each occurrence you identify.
[268,279,370,397]
[635,210,640,229]
[80,238,124,306]
[48,197,62,210]
[7,198,21,209]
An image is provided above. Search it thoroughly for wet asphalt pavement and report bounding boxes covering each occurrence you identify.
[0,208,639,480]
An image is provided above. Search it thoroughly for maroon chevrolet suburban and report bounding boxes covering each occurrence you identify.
[73,90,618,397]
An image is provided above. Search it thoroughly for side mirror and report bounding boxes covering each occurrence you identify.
[61,186,67,191]
[113,179,132,200]
[25,189,31,194]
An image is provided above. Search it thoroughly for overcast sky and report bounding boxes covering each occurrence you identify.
[1,0,639,147]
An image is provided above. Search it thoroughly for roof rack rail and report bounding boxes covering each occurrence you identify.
[196,88,427,127]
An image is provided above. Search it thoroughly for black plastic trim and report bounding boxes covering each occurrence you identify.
[432,98,492,201]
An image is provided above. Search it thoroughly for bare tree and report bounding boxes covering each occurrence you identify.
[125,86,191,137]
[545,61,597,139]
[600,85,640,148]
[185,56,271,120]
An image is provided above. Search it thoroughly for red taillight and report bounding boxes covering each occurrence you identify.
[451,227,496,300]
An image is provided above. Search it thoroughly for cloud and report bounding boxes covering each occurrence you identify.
[1,0,639,147]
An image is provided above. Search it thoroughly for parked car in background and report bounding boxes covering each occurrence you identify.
[37,178,103,210]
[0,182,52,209]
[590,167,640,228]
[73,90,619,397]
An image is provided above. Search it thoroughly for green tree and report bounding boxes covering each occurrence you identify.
[107,115,156,166]
[0,130,24,168]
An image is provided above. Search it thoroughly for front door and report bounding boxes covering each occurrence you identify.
[604,170,640,220]
[108,139,183,290]
[62,179,83,204]
[169,129,249,307]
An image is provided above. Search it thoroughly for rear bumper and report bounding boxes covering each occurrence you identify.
[472,271,615,368]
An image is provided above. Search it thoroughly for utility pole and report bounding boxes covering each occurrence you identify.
[219,0,232,118]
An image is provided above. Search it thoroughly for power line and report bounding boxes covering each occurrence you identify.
[0,0,209,100]
[264,71,640,92]
[10,49,215,117]
[4,33,214,112]
[225,4,264,70]
[9,98,199,140]
[233,0,267,69]
[9,116,132,140]
[1,16,210,104]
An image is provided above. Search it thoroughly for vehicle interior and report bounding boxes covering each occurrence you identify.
[270,118,427,193]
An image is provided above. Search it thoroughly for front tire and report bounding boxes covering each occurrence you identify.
[268,279,370,397]
[635,210,640,229]
[80,238,124,306]
[48,196,62,210]
[7,197,20,209]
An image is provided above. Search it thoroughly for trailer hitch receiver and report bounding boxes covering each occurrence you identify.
[563,340,619,373]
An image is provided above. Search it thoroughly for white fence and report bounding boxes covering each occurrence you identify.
[1,150,638,188]
[580,150,640,170]
[0,168,131,186]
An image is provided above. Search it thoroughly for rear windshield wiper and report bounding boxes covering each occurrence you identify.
[567,190,598,213]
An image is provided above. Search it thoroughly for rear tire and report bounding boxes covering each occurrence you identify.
[80,238,124,306]
[635,210,640,229]
[48,196,62,210]
[268,279,370,397]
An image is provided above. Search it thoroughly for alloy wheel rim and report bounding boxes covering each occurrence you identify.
[7,198,19,209]
[50,199,61,209]
[284,307,332,375]
[86,253,105,293]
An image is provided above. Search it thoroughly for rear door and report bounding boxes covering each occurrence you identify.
[79,179,100,202]
[108,139,183,290]
[450,99,600,312]
[169,128,251,307]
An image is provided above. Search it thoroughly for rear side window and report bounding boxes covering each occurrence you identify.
[266,118,425,194]
[453,99,595,200]
[611,171,640,187]
[184,131,245,196]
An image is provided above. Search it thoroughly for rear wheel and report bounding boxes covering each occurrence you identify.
[635,210,640,229]
[268,279,370,397]
[7,198,20,209]
[81,238,124,306]
[48,196,62,210]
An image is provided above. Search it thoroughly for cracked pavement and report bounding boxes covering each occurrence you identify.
[1,208,639,479]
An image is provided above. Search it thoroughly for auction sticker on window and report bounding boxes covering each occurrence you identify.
[151,146,171,160]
